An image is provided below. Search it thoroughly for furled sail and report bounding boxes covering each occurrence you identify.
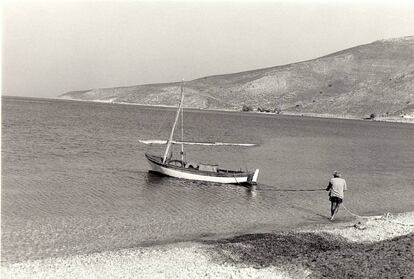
[139,140,257,147]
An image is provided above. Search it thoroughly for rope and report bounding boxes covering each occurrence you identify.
[342,204,414,226]
[233,175,241,185]
[261,185,414,227]
[381,212,414,227]
[269,188,325,192]
[257,185,325,192]
[341,204,371,219]
[244,183,414,227]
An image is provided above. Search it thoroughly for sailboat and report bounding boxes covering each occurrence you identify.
[140,81,259,185]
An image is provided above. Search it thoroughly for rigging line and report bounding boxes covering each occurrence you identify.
[233,174,241,185]
[180,79,184,162]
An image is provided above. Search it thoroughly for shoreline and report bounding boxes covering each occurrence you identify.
[4,95,413,124]
[3,211,413,278]
[58,97,414,124]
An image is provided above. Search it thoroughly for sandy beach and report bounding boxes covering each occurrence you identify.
[3,212,413,279]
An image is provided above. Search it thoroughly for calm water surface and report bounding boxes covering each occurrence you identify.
[2,97,414,263]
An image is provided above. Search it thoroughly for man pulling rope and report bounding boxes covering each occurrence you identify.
[326,171,347,221]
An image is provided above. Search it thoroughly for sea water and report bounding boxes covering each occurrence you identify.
[2,96,413,263]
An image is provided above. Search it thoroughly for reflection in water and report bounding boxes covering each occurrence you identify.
[145,171,168,185]
[245,185,257,199]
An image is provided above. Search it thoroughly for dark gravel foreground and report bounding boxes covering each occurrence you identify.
[205,232,414,278]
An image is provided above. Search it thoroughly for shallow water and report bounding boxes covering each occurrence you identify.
[2,96,414,262]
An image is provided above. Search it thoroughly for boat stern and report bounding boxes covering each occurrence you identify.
[247,169,260,185]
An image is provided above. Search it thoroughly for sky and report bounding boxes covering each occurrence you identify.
[2,0,414,97]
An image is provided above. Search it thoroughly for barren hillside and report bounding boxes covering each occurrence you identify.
[61,36,414,118]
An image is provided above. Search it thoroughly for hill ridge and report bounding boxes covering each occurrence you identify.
[61,35,414,119]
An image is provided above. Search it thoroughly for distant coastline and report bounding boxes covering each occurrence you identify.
[58,96,414,124]
[4,95,413,124]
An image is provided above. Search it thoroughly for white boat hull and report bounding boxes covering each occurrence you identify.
[146,154,259,185]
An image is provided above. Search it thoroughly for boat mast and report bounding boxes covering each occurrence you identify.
[162,80,185,164]
[180,80,184,162]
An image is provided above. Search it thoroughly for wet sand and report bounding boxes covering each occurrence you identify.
[3,212,413,279]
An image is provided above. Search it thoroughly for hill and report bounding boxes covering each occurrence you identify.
[60,36,414,119]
